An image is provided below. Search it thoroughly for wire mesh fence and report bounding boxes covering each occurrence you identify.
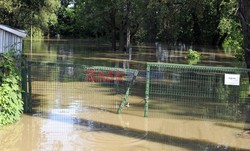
[23,61,138,115]
[145,63,250,121]
[22,61,250,122]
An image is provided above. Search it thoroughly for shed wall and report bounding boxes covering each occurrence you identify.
[0,29,23,53]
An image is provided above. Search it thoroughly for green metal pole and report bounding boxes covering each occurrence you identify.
[144,64,150,117]
[27,63,32,113]
[21,57,28,113]
[117,87,130,114]
[117,70,138,114]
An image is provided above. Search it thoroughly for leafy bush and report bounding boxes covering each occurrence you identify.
[187,49,201,60]
[186,49,201,65]
[234,49,245,62]
[0,51,23,126]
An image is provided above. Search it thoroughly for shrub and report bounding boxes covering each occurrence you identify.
[0,51,23,126]
[187,49,201,60]
[186,49,201,65]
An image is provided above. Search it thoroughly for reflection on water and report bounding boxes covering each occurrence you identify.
[0,40,249,151]
[23,40,242,69]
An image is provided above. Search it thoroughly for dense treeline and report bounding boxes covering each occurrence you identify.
[58,0,243,51]
[2,0,249,69]
[0,0,242,47]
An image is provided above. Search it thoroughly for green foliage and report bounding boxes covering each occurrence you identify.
[218,0,245,62]
[65,0,239,45]
[219,17,243,50]
[0,0,245,47]
[187,49,201,60]
[31,27,44,40]
[55,7,76,37]
[0,51,23,126]
[0,0,60,39]
[234,49,245,62]
[187,49,201,65]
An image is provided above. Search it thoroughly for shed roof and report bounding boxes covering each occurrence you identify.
[0,24,26,38]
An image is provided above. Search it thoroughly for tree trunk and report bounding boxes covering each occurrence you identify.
[192,9,201,45]
[238,0,250,131]
[119,21,125,51]
[111,9,116,51]
[126,0,131,51]
[245,101,250,130]
[126,19,131,51]
[239,0,250,70]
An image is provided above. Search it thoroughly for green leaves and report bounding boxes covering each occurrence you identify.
[0,0,60,39]
[218,0,244,61]
[0,51,23,126]
[186,49,201,65]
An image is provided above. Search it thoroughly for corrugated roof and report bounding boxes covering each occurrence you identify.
[0,24,26,38]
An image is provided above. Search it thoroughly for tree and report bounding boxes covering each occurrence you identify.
[238,0,250,70]
[74,0,148,51]
[0,0,60,38]
[0,0,21,25]
[53,0,76,37]
[218,0,243,55]
[74,0,118,50]
[238,0,250,132]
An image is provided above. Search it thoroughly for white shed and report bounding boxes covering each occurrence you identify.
[0,24,26,53]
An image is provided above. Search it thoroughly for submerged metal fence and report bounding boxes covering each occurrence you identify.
[22,61,250,121]
[22,61,138,114]
[144,63,250,121]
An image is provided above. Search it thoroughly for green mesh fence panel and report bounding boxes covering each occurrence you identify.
[24,61,250,121]
[26,61,137,115]
[145,63,250,121]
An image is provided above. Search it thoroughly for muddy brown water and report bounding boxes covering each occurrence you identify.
[0,40,250,151]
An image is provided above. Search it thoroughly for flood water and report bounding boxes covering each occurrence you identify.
[21,40,242,69]
[0,39,250,151]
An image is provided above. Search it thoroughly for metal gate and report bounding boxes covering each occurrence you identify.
[22,61,138,115]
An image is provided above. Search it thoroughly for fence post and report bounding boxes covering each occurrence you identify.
[245,87,250,131]
[117,70,138,114]
[21,56,28,113]
[117,87,130,114]
[27,63,32,113]
[144,64,151,117]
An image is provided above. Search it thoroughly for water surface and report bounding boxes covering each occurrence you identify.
[0,40,249,151]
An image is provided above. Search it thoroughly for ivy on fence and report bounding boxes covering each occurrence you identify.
[0,51,23,126]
